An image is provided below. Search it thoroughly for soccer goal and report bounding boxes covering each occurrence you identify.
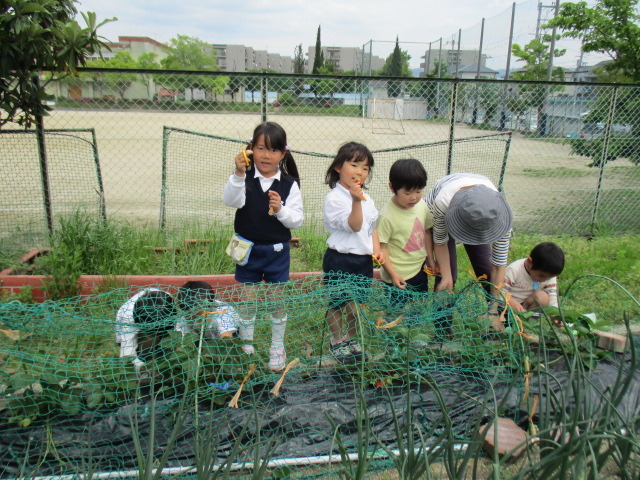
[362,97,405,135]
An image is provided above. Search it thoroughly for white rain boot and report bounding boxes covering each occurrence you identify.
[268,315,287,372]
[238,316,255,354]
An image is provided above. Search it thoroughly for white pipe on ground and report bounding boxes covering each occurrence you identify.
[16,444,468,480]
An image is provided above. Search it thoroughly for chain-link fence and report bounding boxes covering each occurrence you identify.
[1,70,639,245]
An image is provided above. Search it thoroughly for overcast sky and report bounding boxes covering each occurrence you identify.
[75,0,606,71]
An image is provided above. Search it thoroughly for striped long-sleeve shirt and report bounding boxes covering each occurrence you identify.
[424,173,510,267]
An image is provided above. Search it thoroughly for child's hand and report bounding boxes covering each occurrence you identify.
[392,275,406,289]
[489,313,505,332]
[426,257,439,275]
[372,251,385,266]
[511,301,525,313]
[435,274,454,292]
[234,149,252,175]
[350,177,366,201]
[487,302,506,332]
[268,190,282,214]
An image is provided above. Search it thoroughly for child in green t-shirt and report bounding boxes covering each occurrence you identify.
[376,159,437,309]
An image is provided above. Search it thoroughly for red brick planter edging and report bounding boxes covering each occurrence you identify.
[1,271,383,302]
[0,272,315,302]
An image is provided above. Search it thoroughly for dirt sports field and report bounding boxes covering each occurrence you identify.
[1,109,632,233]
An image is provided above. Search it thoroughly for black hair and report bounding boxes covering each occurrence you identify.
[177,280,216,312]
[247,122,300,185]
[133,290,177,337]
[529,242,565,276]
[325,142,374,189]
[389,158,427,193]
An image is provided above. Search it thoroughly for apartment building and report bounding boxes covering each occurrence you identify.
[209,45,294,73]
[307,46,385,74]
[210,44,254,71]
[420,49,487,77]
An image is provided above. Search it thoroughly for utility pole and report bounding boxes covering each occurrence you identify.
[535,0,559,136]
[546,0,561,82]
[500,2,516,131]
[456,29,461,78]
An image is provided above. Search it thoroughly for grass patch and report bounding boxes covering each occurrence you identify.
[2,213,639,325]
[604,165,640,180]
[519,188,640,235]
[522,166,593,178]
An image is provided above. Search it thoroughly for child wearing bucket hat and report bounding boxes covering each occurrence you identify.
[425,173,513,331]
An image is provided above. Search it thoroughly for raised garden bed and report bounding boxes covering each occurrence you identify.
[0,239,381,301]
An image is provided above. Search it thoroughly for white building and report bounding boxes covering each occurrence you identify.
[420,49,487,77]
[210,44,294,73]
[307,46,384,74]
[455,63,499,79]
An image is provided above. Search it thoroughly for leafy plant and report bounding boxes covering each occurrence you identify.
[40,240,82,300]
[129,376,191,480]
[373,370,434,480]
[0,284,34,303]
[326,389,377,480]
[509,313,639,478]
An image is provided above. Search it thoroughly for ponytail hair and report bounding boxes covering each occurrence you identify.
[249,122,300,185]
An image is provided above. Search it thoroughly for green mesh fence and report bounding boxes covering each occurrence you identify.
[3,73,640,243]
[0,129,105,242]
[161,128,510,228]
[1,274,527,478]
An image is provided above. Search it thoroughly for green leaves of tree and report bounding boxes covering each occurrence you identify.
[546,0,640,82]
[0,0,115,127]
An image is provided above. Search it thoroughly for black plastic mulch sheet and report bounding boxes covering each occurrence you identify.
[2,340,639,479]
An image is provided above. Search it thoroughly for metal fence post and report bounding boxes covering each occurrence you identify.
[160,126,169,229]
[35,77,53,236]
[261,76,268,123]
[498,132,513,191]
[90,128,107,224]
[447,80,459,175]
[590,86,618,236]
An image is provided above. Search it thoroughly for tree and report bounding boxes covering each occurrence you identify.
[86,50,137,100]
[160,35,217,71]
[378,39,412,78]
[545,0,640,166]
[478,83,501,125]
[545,0,640,83]
[0,0,114,127]
[159,35,227,99]
[227,76,243,102]
[292,44,305,97]
[379,37,412,97]
[511,35,565,134]
[311,26,324,74]
[293,44,305,75]
[425,60,448,78]
[309,65,338,100]
[136,52,161,99]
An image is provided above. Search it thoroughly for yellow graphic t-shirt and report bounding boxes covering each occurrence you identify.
[376,199,433,284]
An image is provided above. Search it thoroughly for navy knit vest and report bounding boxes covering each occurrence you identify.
[234,170,295,244]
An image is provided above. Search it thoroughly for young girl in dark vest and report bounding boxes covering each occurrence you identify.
[223,122,303,372]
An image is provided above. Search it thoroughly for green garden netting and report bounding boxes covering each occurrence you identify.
[1,273,530,478]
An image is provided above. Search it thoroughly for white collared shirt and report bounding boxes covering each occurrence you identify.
[116,290,238,359]
[324,183,378,255]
